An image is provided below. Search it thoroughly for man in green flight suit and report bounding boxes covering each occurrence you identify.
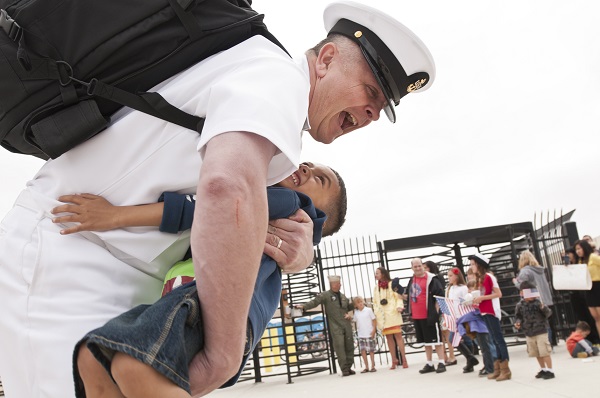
[298,275,355,376]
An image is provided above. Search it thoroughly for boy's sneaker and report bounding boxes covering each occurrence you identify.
[535,370,547,379]
[436,363,446,373]
[542,371,555,380]
[419,364,436,374]
[577,352,589,358]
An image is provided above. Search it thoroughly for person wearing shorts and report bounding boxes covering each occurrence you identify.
[353,296,377,373]
[406,258,445,374]
[514,281,554,380]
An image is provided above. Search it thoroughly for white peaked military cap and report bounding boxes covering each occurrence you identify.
[328,275,341,283]
[323,1,435,123]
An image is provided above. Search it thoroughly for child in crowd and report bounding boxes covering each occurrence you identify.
[353,296,378,373]
[514,281,554,379]
[65,162,347,398]
[463,280,480,356]
[567,321,600,358]
[445,268,479,372]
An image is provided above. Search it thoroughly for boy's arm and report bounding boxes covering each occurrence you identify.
[540,302,552,318]
[514,302,522,328]
[52,193,163,234]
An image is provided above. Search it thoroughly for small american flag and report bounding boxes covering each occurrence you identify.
[435,296,476,347]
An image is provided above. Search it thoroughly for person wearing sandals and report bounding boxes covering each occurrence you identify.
[373,267,408,369]
[353,296,378,373]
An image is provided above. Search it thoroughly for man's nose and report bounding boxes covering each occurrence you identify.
[365,106,381,123]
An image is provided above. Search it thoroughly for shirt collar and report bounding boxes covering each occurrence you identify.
[296,55,311,131]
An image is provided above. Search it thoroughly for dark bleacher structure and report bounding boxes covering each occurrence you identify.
[238,211,591,384]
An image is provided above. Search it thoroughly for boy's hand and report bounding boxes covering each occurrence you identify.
[51,194,123,234]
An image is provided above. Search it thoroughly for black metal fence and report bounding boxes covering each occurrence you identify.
[238,215,587,383]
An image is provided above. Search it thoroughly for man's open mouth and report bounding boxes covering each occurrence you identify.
[340,111,357,130]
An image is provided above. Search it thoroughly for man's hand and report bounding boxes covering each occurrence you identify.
[188,346,242,397]
[264,209,314,273]
[51,194,122,234]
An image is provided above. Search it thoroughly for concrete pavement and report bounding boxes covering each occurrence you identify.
[212,343,595,398]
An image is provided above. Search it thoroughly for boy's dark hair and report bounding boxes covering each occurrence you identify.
[321,167,347,237]
[576,321,591,332]
[519,280,537,291]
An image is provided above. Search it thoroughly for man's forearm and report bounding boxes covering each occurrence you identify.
[189,131,276,393]
[193,181,265,368]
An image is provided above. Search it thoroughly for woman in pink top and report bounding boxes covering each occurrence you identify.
[470,253,511,382]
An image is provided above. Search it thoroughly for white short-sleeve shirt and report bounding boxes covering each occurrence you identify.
[24,36,310,274]
[354,307,376,338]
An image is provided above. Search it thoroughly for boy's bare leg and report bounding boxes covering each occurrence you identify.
[360,350,369,371]
[112,352,191,398]
[369,351,376,370]
[77,346,125,398]
[535,357,545,368]
[540,355,552,369]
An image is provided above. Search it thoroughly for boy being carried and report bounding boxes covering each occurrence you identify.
[59,162,347,397]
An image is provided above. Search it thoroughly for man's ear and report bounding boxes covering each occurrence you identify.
[315,42,337,78]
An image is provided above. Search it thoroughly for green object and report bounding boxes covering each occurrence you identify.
[163,259,195,288]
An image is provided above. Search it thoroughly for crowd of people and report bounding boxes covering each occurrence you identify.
[303,242,600,382]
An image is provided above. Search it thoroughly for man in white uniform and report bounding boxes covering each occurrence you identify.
[0,2,435,397]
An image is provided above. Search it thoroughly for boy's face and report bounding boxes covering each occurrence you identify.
[519,290,535,302]
[580,329,590,338]
[355,299,365,310]
[276,162,341,211]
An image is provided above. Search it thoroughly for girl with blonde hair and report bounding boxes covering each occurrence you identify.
[514,250,552,305]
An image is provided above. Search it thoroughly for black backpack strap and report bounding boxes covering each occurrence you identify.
[87,79,204,132]
[168,0,203,40]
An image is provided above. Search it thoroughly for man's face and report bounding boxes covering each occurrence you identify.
[276,162,341,211]
[307,43,387,144]
[412,261,425,277]
[330,281,341,292]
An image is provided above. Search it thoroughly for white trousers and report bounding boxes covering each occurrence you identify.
[0,200,162,398]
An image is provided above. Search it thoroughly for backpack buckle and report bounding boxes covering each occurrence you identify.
[0,9,22,42]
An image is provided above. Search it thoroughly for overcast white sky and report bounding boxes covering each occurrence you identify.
[1,0,599,244]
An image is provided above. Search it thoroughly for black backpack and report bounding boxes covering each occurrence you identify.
[0,0,287,160]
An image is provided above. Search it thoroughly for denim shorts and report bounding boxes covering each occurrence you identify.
[73,282,203,395]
